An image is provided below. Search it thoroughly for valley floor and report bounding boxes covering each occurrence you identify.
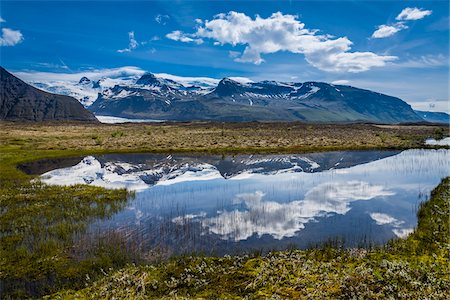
[0,121,448,298]
[0,121,448,153]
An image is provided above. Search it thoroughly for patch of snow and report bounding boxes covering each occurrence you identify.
[228,77,254,84]
[154,73,220,88]
[95,116,164,123]
[113,90,136,99]
[156,165,223,186]
[296,86,320,99]
[29,81,100,107]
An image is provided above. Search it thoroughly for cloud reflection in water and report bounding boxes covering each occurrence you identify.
[201,181,395,241]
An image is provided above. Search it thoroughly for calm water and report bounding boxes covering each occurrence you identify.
[38,149,450,255]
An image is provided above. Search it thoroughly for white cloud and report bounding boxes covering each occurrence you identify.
[371,7,432,39]
[117,31,138,53]
[409,99,449,114]
[166,30,203,44]
[167,11,396,73]
[0,27,24,46]
[372,22,408,39]
[396,7,432,21]
[0,17,5,23]
[305,51,396,73]
[155,14,170,25]
[14,66,147,82]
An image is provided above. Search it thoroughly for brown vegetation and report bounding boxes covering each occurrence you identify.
[0,121,447,153]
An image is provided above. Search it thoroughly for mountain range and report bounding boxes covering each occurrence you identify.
[3,66,449,123]
[414,110,450,124]
[87,73,424,123]
[0,67,97,122]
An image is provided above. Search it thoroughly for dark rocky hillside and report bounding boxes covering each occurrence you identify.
[0,67,97,122]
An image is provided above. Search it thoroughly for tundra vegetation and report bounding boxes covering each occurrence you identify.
[0,121,448,298]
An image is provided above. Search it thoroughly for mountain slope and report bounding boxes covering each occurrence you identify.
[0,67,97,122]
[414,110,450,124]
[89,74,422,123]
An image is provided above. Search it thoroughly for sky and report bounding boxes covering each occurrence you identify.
[0,0,449,112]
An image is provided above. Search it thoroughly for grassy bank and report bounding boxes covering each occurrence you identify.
[0,147,135,298]
[47,177,450,299]
[0,121,448,298]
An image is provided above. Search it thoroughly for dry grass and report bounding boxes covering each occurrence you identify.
[0,121,447,153]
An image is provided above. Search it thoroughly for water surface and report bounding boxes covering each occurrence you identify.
[39,149,450,254]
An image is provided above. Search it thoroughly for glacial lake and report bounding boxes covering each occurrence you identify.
[27,149,450,255]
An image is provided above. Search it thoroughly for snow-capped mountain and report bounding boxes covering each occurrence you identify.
[89,73,422,123]
[23,71,223,107]
[18,69,423,123]
[27,74,140,107]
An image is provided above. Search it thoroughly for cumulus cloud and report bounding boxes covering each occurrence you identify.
[396,7,432,21]
[166,30,203,44]
[372,22,408,39]
[372,7,432,39]
[201,181,394,241]
[117,31,138,53]
[0,27,24,47]
[166,11,396,73]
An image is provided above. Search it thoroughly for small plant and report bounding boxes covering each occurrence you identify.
[111,130,124,138]
[434,127,445,140]
[91,135,103,145]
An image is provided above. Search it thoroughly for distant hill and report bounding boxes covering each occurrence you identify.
[414,110,450,124]
[89,73,423,123]
[0,67,97,122]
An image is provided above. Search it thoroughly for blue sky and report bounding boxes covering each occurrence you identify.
[1,1,449,112]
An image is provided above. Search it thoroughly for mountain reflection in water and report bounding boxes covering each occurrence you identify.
[37,149,449,254]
